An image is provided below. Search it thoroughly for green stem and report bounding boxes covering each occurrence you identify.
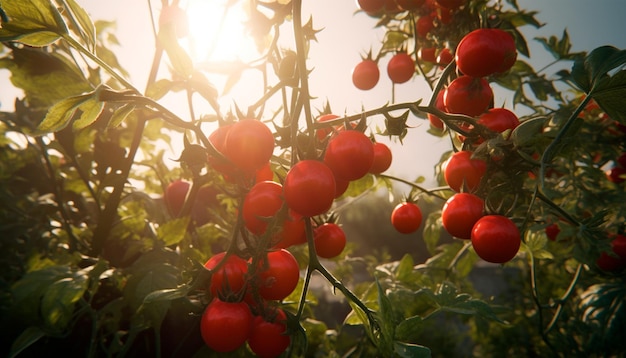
[292,0,315,148]
[378,174,448,201]
[543,263,583,335]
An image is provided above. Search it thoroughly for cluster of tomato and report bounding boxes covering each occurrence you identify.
[352,0,465,90]
[162,113,394,355]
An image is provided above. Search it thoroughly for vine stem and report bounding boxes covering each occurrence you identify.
[378,173,449,201]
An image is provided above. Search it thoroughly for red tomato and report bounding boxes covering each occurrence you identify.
[416,15,434,38]
[273,210,307,249]
[396,0,425,11]
[444,151,487,193]
[357,0,385,15]
[418,47,437,63]
[427,90,446,130]
[324,130,375,181]
[477,108,520,135]
[545,223,560,241]
[315,113,340,141]
[314,223,347,258]
[387,52,415,84]
[471,215,520,264]
[334,177,351,198]
[616,153,626,168]
[444,76,493,117]
[255,249,300,301]
[436,48,454,67]
[242,181,284,236]
[441,193,484,240]
[606,166,626,183]
[352,59,380,90]
[455,28,517,77]
[208,124,236,177]
[247,308,290,358]
[200,299,252,353]
[255,162,274,183]
[612,234,626,258]
[435,0,465,9]
[369,142,393,174]
[596,251,626,272]
[204,252,249,297]
[164,179,190,217]
[391,202,423,234]
[224,119,274,173]
[284,160,336,217]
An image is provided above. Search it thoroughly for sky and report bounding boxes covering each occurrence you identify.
[2,0,626,190]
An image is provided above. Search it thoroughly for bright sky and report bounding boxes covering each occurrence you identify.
[2,0,626,189]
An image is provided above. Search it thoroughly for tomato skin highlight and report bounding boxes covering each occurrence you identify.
[200,299,252,353]
[314,223,347,258]
[324,130,375,181]
[352,59,380,90]
[441,193,484,240]
[471,215,521,264]
[391,202,423,234]
[284,160,336,217]
[247,308,290,358]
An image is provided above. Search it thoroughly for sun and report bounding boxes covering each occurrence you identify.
[183,0,258,63]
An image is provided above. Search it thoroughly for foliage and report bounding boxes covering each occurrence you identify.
[0,0,625,357]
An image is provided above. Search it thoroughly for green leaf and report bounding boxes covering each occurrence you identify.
[158,24,193,79]
[73,97,104,130]
[157,217,190,246]
[62,0,96,51]
[0,0,68,46]
[395,254,415,283]
[36,94,91,133]
[40,274,88,330]
[143,285,190,304]
[146,78,176,100]
[108,104,136,127]
[11,266,72,324]
[395,315,424,342]
[422,210,442,255]
[592,69,626,124]
[8,326,46,358]
[571,46,626,93]
[511,116,546,148]
[394,341,432,358]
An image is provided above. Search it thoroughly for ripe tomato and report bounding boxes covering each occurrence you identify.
[357,0,385,15]
[391,202,423,234]
[606,166,626,183]
[435,0,465,9]
[224,119,274,173]
[427,90,446,130]
[208,124,237,177]
[436,48,453,67]
[477,108,520,136]
[596,251,626,272]
[164,179,190,217]
[334,177,350,198]
[416,15,434,38]
[247,308,290,358]
[387,52,415,84]
[444,151,487,193]
[284,160,336,217]
[352,59,380,90]
[204,252,249,297]
[255,162,274,183]
[314,223,347,258]
[418,47,437,63]
[273,210,307,249]
[471,215,520,264]
[369,142,393,174]
[242,181,284,236]
[200,298,252,353]
[612,234,626,258]
[396,0,425,11]
[455,28,517,77]
[324,130,375,181]
[254,249,300,301]
[545,223,560,241]
[444,75,493,117]
[315,113,340,141]
[441,193,484,240]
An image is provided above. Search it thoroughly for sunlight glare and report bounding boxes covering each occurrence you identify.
[184,0,257,63]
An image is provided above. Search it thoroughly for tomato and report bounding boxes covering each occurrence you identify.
[612,234,626,258]
[284,160,336,217]
[387,52,415,84]
[436,48,453,68]
[418,47,437,63]
[255,249,300,301]
[369,142,393,174]
[164,179,190,217]
[314,223,347,258]
[208,124,236,177]
[204,252,249,297]
[477,108,520,136]
[242,181,284,236]
[255,162,274,183]
[596,251,626,272]
[435,0,465,9]
[192,183,220,225]
[247,308,290,358]
[324,130,375,181]
[471,215,520,264]
[200,298,252,353]
[427,89,446,130]
[444,151,487,193]
[444,75,493,117]
[416,15,434,38]
[606,166,626,183]
[352,59,380,90]
[396,0,425,11]
[616,153,626,168]
[441,193,484,240]
[334,177,350,198]
[391,202,423,234]
[315,113,340,141]
[224,119,274,173]
[455,28,517,77]
[357,0,385,15]
[545,223,560,241]
[273,210,307,249]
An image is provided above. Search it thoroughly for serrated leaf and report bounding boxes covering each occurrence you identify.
[73,97,104,129]
[394,341,432,358]
[0,0,68,46]
[8,326,46,358]
[157,217,190,246]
